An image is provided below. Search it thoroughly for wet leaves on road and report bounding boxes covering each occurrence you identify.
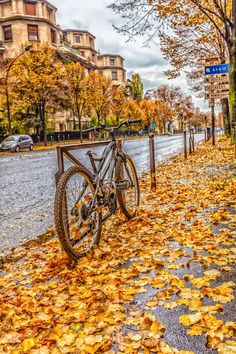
[0,137,235,353]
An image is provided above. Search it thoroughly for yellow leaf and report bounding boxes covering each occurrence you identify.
[84,335,103,346]
[218,340,236,353]
[179,313,202,326]
[187,325,203,336]
[128,333,142,341]
[22,338,36,352]
[150,321,165,333]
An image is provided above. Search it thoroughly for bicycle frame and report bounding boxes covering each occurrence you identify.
[87,140,121,218]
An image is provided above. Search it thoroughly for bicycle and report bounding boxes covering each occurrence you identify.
[54,120,141,260]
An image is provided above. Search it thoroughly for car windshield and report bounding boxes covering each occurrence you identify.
[5,136,18,142]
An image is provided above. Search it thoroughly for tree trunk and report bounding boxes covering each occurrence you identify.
[221,99,231,136]
[77,108,83,143]
[97,113,101,126]
[229,0,236,142]
[39,102,47,146]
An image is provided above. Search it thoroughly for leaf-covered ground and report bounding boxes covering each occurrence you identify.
[0,137,235,354]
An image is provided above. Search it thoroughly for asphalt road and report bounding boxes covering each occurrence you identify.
[0,134,204,250]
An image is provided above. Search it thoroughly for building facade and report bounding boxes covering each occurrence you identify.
[0,0,60,60]
[97,54,126,86]
[0,0,128,131]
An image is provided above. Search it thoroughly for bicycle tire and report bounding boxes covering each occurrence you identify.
[54,165,102,260]
[115,154,140,219]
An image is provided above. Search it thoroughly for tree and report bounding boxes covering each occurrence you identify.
[11,46,65,145]
[152,85,194,132]
[65,62,88,142]
[131,73,144,101]
[155,100,175,133]
[139,99,157,128]
[86,72,114,125]
[109,0,236,138]
[111,86,128,125]
[123,99,144,121]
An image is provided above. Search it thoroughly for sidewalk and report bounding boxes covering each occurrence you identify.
[0,137,235,353]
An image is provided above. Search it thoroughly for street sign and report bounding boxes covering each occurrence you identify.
[205,76,229,84]
[152,121,157,129]
[205,64,230,76]
[205,92,229,99]
[205,84,229,91]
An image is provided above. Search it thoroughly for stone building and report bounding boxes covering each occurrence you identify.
[0,0,60,60]
[97,54,126,87]
[64,29,98,68]
[0,0,128,131]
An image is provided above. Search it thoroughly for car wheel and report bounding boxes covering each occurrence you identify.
[29,144,34,151]
[15,145,20,153]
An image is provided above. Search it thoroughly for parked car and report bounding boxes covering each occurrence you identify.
[0,135,34,152]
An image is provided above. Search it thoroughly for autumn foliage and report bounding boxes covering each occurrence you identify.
[0,137,235,352]
[0,45,206,140]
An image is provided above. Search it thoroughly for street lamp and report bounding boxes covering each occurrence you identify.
[5,44,33,135]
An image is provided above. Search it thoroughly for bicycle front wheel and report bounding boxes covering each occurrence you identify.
[116,154,140,219]
[54,166,102,260]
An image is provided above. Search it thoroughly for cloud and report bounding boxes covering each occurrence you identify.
[50,0,209,110]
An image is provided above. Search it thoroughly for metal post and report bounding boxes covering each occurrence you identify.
[189,131,192,154]
[149,133,156,189]
[183,129,187,159]
[207,127,211,141]
[211,104,215,145]
[55,147,64,185]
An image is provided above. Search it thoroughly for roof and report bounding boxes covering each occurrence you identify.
[0,0,57,10]
[98,54,124,60]
[64,29,96,39]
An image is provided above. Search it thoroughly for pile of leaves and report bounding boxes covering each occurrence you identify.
[0,137,235,353]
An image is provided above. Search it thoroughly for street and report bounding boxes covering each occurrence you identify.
[0,134,204,250]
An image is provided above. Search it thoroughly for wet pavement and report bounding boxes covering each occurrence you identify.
[0,134,204,250]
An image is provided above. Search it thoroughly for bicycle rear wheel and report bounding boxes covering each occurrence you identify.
[54,166,102,260]
[116,154,140,219]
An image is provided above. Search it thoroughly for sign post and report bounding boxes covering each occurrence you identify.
[209,99,215,146]
[205,62,230,144]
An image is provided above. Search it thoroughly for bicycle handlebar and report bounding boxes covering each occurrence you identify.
[82,119,142,134]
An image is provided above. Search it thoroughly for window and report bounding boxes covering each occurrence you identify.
[74,35,81,43]
[80,51,85,57]
[25,1,36,16]
[112,70,118,80]
[28,25,38,41]
[51,29,56,44]
[46,6,53,21]
[3,25,12,41]
[89,37,93,46]
[110,58,115,66]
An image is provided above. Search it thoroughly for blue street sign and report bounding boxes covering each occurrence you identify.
[152,121,157,129]
[205,64,230,76]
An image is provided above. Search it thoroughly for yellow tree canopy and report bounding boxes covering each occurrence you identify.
[86,72,114,124]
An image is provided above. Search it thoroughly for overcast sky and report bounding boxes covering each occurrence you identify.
[51,0,209,111]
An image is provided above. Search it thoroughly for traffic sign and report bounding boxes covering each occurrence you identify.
[205,76,229,84]
[152,121,157,129]
[205,64,230,76]
[205,92,229,99]
[205,84,229,91]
